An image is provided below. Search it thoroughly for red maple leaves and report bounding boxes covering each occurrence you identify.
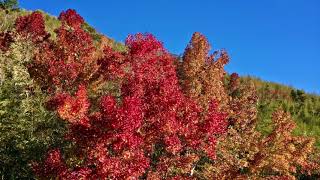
[15,11,47,40]
[59,9,84,28]
[16,9,227,179]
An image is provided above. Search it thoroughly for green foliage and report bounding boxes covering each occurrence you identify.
[41,11,61,40]
[243,76,320,147]
[0,8,28,32]
[0,36,66,179]
[0,0,18,9]
[82,22,102,43]
[112,40,127,52]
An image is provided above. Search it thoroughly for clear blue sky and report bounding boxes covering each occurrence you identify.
[20,0,320,94]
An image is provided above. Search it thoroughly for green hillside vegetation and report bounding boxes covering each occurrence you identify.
[0,8,64,179]
[243,76,320,147]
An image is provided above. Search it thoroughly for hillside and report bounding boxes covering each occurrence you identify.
[244,77,320,146]
[1,6,319,179]
[0,8,127,51]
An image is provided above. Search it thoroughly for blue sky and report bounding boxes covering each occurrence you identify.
[20,0,320,94]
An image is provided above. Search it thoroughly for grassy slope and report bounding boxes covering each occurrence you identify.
[0,8,127,51]
[243,76,320,147]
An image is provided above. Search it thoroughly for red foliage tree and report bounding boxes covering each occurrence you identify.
[25,9,97,91]
[58,9,84,28]
[15,11,48,41]
[31,31,228,179]
[178,33,317,179]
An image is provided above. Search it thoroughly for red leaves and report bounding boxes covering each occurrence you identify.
[0,32,13,52]
[54,85,90,125]
[100,96,144,151]
[92,149,149,179]
[59,9,84,28]
[29,9,96,91]
[164,135,182,155]
[32,149,67,178]
[97,46,128,80]
[100,96,143,133]
[126,33,165,57]
[202,101,228,135]
[21,10,229,179]
[43,149,66,174]
[15,11,47,40]
[56,25,94,57]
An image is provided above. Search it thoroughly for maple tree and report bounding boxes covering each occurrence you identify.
[178,32,318,179]
[15,11,48,41]
[180,32,229,110]
[20,11,228,179]
[21,10,98,92]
